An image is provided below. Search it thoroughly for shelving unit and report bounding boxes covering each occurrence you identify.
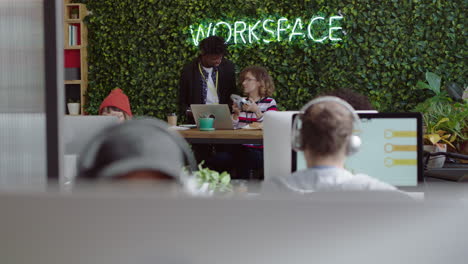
[63,0,88,115]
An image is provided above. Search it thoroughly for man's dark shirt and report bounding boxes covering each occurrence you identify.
[179,57,236,117]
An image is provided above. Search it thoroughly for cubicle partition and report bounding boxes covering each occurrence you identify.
[0,0,55,188]
[0,189,467,264]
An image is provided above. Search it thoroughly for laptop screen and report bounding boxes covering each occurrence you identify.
[292,113,423,187]
[190,104,235,130]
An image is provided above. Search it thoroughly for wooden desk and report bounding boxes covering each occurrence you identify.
[178,128,263,144]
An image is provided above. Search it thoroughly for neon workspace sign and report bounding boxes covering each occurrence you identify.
[189,15,344,46]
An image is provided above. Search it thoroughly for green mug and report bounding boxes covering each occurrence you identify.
[199,117,215,131]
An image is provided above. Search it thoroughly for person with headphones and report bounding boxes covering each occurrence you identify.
[75,118,197,182]
[279,96,396,192]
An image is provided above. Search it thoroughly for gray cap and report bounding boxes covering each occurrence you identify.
[77,118,195,181]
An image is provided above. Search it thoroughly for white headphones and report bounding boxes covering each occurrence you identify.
[291,96,362,156]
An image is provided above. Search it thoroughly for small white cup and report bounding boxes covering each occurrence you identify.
[167,114,177,127]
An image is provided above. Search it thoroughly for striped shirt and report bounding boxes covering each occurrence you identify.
[232,97,278,148]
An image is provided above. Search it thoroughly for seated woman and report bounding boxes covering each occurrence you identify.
[208,66,277,179]
[273,96,396,192]
[99,88,132,122]
[231,65,278,128]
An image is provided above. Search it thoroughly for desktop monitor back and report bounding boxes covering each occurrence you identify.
[64,115,119,155]
[263,111,299,180]
[291,112,423,188]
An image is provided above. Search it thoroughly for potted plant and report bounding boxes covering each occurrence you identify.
[422,117,455,168]
[70,7,79,19]
[198,113,215,131]
[67,99,80,115]
[194,161,231,193]
[413,72,468,168]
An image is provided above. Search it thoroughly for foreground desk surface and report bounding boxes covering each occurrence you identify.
[1,188,468,264]
[178,128,263,144]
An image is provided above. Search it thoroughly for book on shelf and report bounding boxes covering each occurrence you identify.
[68,25,79,46]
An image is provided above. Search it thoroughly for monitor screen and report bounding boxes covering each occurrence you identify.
[64,115,119,155]
[292,113,423,187]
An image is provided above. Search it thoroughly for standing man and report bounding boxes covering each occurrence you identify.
[179,35,236,119]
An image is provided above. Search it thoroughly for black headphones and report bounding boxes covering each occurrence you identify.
[291,96,362,156]
[76,118,197,181]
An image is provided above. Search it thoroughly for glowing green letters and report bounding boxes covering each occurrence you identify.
[189,15,344,45]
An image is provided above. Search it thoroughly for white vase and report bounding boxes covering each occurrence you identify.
[423,144,447,169]
[67,103,80,115]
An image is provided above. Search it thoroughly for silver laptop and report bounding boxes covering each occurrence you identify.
[64,115,119,154]
[190,104,235,130]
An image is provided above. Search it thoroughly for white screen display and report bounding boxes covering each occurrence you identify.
[295,117,419,186]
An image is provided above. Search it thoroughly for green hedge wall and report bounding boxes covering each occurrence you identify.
[76,0,466,119]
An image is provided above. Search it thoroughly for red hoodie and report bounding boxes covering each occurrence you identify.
[99,88,132,117]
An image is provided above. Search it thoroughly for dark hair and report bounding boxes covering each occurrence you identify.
[199,36,228,55]
[322,88,374,110]
[301,102,354,155]
[239,66,275,97]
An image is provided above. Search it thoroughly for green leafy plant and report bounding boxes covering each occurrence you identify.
[424,117,455,148]
[199,113,213,119]
[74,0,465,116]
[414,72,451,108]
[414,72,468,149]
[194,161,231,192]
[70,7,79,19]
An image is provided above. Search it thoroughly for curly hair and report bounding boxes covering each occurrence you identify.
[199,36,228,55]
[322,88,374,110]
[239,66,275,98]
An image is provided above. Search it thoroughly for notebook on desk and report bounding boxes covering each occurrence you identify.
[190,104,235,130]
[292,113,424,189]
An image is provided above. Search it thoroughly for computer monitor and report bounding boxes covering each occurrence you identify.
[64,115,119,155]
[292,113,423,187]
[263,111,299,180]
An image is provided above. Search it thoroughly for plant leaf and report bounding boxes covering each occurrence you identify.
[440,138,456,149]
[440,134,451,139]
[433,117,449,131]
[220,173,231,185]
[416,81,431,91]
[446,82,463,101]
[449,134,457,142]
[424,134,441,145]
[211,172,219,181]
[426,72,441,94]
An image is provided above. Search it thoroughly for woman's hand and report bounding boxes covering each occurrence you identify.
[243,99,260,113]
[232,103,241,120]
